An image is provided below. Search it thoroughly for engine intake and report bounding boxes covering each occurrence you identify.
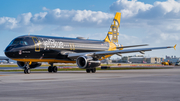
[17,61,41,69]
[76,56,101,69]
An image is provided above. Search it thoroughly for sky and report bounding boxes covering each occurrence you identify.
[0,0,179,59]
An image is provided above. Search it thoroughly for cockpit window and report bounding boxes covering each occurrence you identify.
[10,40,28,46]
[20,41,28,45]
[10,41,19,45]
[9,38,32,46]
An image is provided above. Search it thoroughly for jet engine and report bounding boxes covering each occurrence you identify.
[17,61,41,69]
[76,56,101,69]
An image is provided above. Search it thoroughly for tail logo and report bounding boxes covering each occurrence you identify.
[104,12,121,44]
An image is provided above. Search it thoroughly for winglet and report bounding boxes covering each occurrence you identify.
[119,44,123,50]
[174,44,177,50]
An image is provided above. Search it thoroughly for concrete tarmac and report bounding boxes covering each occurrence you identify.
[0,66,78,70]
[0,68,180,101]
[0,65,177,70]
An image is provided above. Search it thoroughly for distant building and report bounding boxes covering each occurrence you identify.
[101,58,112,64]
[114,55,163,63]
[164,55,180,63]
[129,57,144,63]
[146,57,162,64]
[129,57,162,63]
[119,56,130,63]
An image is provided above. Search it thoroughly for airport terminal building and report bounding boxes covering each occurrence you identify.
[117,55,162,63]
[164,56,180,63]
[129,57,162,63]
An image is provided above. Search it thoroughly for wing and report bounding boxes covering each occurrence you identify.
[116,44,148,49]
[68,45,176,59]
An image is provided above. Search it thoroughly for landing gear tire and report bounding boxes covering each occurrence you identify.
[24,69,26,74]
[23,62,31,74]
[91,68,96,73]
[24,69,30,74]
[48,66,52,73]
[86,69,90,73]
[27,69,31,74]
[48,63,58,73]
[52,66,57,73]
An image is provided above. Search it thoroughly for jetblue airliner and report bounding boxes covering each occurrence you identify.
[4,12,176,74]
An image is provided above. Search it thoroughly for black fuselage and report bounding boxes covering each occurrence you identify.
[5,35,110,63]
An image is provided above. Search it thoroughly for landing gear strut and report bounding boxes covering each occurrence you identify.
[48,63,57,73]
[86,68,96,73]
[24,62,31,74]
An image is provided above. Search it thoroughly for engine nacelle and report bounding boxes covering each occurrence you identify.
[17,61,41,69]
[76,56,101,69]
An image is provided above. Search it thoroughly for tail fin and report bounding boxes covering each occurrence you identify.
[104,12,121,44]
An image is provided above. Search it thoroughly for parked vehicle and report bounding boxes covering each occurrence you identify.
[161,61,169,65]
[161,60,173,65]
[175,62,180,66]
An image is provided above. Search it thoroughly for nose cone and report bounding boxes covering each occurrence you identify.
[4,46,15,58]
[4,52,10,58]
[5,46,13,52]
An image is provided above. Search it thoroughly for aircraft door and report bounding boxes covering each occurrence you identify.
[32,37,40,52]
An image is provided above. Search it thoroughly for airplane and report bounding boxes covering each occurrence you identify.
[0,56,9,63]
[4,12,176,74]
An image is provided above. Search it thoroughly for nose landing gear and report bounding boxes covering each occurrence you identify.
[24,69,31,74]
[24,62,31,74]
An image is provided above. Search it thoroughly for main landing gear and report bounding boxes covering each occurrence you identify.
[24,62,31,74]
[48,63,58,73]
[86,68,96,73]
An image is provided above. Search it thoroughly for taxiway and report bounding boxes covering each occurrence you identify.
[0,68,180,101]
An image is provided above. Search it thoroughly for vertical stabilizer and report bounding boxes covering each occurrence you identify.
[104,12,121,44]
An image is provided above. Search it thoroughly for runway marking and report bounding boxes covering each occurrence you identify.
[0,75,8,76]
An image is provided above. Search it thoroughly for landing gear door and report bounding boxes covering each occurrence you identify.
[32,37,40,52]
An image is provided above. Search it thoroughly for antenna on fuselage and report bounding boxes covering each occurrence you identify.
[28,32,30,36]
